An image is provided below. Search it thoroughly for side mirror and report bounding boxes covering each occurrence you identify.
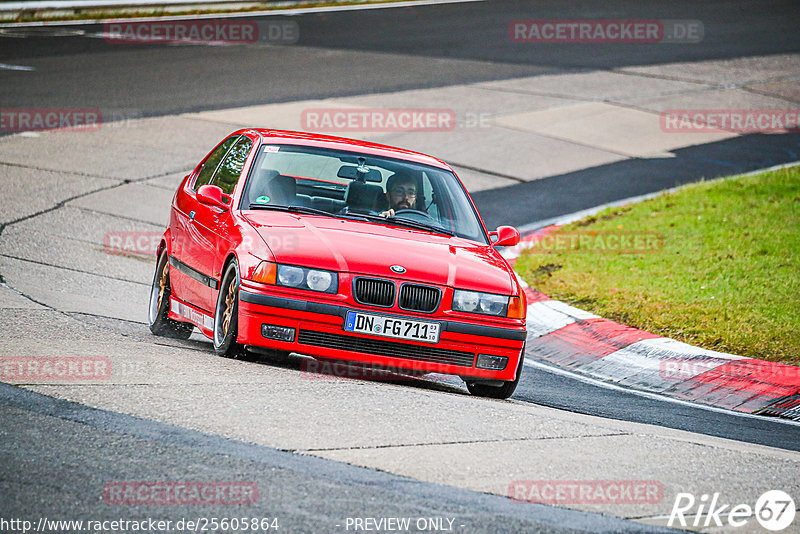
[197,184,230,211]
[489,225,520,247]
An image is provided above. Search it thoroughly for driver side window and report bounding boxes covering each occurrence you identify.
[209,136,253,195]
[193,135,239,191]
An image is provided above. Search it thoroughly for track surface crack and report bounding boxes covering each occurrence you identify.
[298,432,632,453]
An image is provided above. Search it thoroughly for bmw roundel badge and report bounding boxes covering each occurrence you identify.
[390,265,406,274]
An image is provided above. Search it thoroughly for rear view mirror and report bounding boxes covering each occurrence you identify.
[197,184,230,210]
[337,165,382,182]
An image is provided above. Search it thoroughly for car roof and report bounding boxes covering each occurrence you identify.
[240,129,454,171]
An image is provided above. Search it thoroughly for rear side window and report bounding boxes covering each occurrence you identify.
[193,135,239,191]
[209,136,253,195]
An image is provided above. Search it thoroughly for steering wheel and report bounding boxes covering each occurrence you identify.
[393,209,433,222]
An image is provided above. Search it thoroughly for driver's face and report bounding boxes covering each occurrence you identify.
[388,181,417,210]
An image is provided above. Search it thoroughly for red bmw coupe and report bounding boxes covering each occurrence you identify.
[148,129,527,398]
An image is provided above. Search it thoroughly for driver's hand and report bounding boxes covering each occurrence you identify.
[379,209,395,217]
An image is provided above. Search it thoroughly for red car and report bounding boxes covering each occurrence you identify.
[148,129,527,398]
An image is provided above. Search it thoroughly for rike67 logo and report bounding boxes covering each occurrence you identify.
[669,490,795,531]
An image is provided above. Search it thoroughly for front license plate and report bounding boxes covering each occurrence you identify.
[344,311,440,343]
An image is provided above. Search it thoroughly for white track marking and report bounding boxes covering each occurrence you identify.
[523,356,800,427]
[0,62,35,71]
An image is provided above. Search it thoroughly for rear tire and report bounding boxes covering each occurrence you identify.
[213,259,246,358]
[465,348,525,399]
[148,250,193,339]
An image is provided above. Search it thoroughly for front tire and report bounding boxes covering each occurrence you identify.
[465,348,525,399]
[213,259,246,358]
[148,250,193,339]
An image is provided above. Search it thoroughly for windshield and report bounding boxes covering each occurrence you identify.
[239,144,488,243]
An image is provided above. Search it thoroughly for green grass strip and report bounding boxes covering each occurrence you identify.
[2,0,405,23]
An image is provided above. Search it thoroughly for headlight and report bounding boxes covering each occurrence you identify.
[452,290,509,317]
[306,270,334,292]
[250,262,338,293]
[453,290,480,312]
[277,264,337,293]
[278,265,305,287]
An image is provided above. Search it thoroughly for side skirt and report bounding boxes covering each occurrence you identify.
[169,296,214,339]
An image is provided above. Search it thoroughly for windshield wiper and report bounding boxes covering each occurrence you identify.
[249,203,331,216]
[389,217,456,236]
[350,212,456,236]
[248,203,370,222]
[249,204,455,235]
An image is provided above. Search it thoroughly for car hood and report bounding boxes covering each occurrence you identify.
[242,212,515,294]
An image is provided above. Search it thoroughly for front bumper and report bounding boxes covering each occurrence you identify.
[237,289,526,381]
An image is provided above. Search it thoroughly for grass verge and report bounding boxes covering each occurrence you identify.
[515,164,800,364]
[0,0,406,23]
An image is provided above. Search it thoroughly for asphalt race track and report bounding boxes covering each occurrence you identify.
[1,1,800,532]
[1,0,800,115]
[1,383,675,533]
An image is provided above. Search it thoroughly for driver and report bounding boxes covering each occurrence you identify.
[380,173,419,217]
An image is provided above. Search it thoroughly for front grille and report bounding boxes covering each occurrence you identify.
[353,277,395,307]
[298,330,475,368]
[399,284,440,313]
